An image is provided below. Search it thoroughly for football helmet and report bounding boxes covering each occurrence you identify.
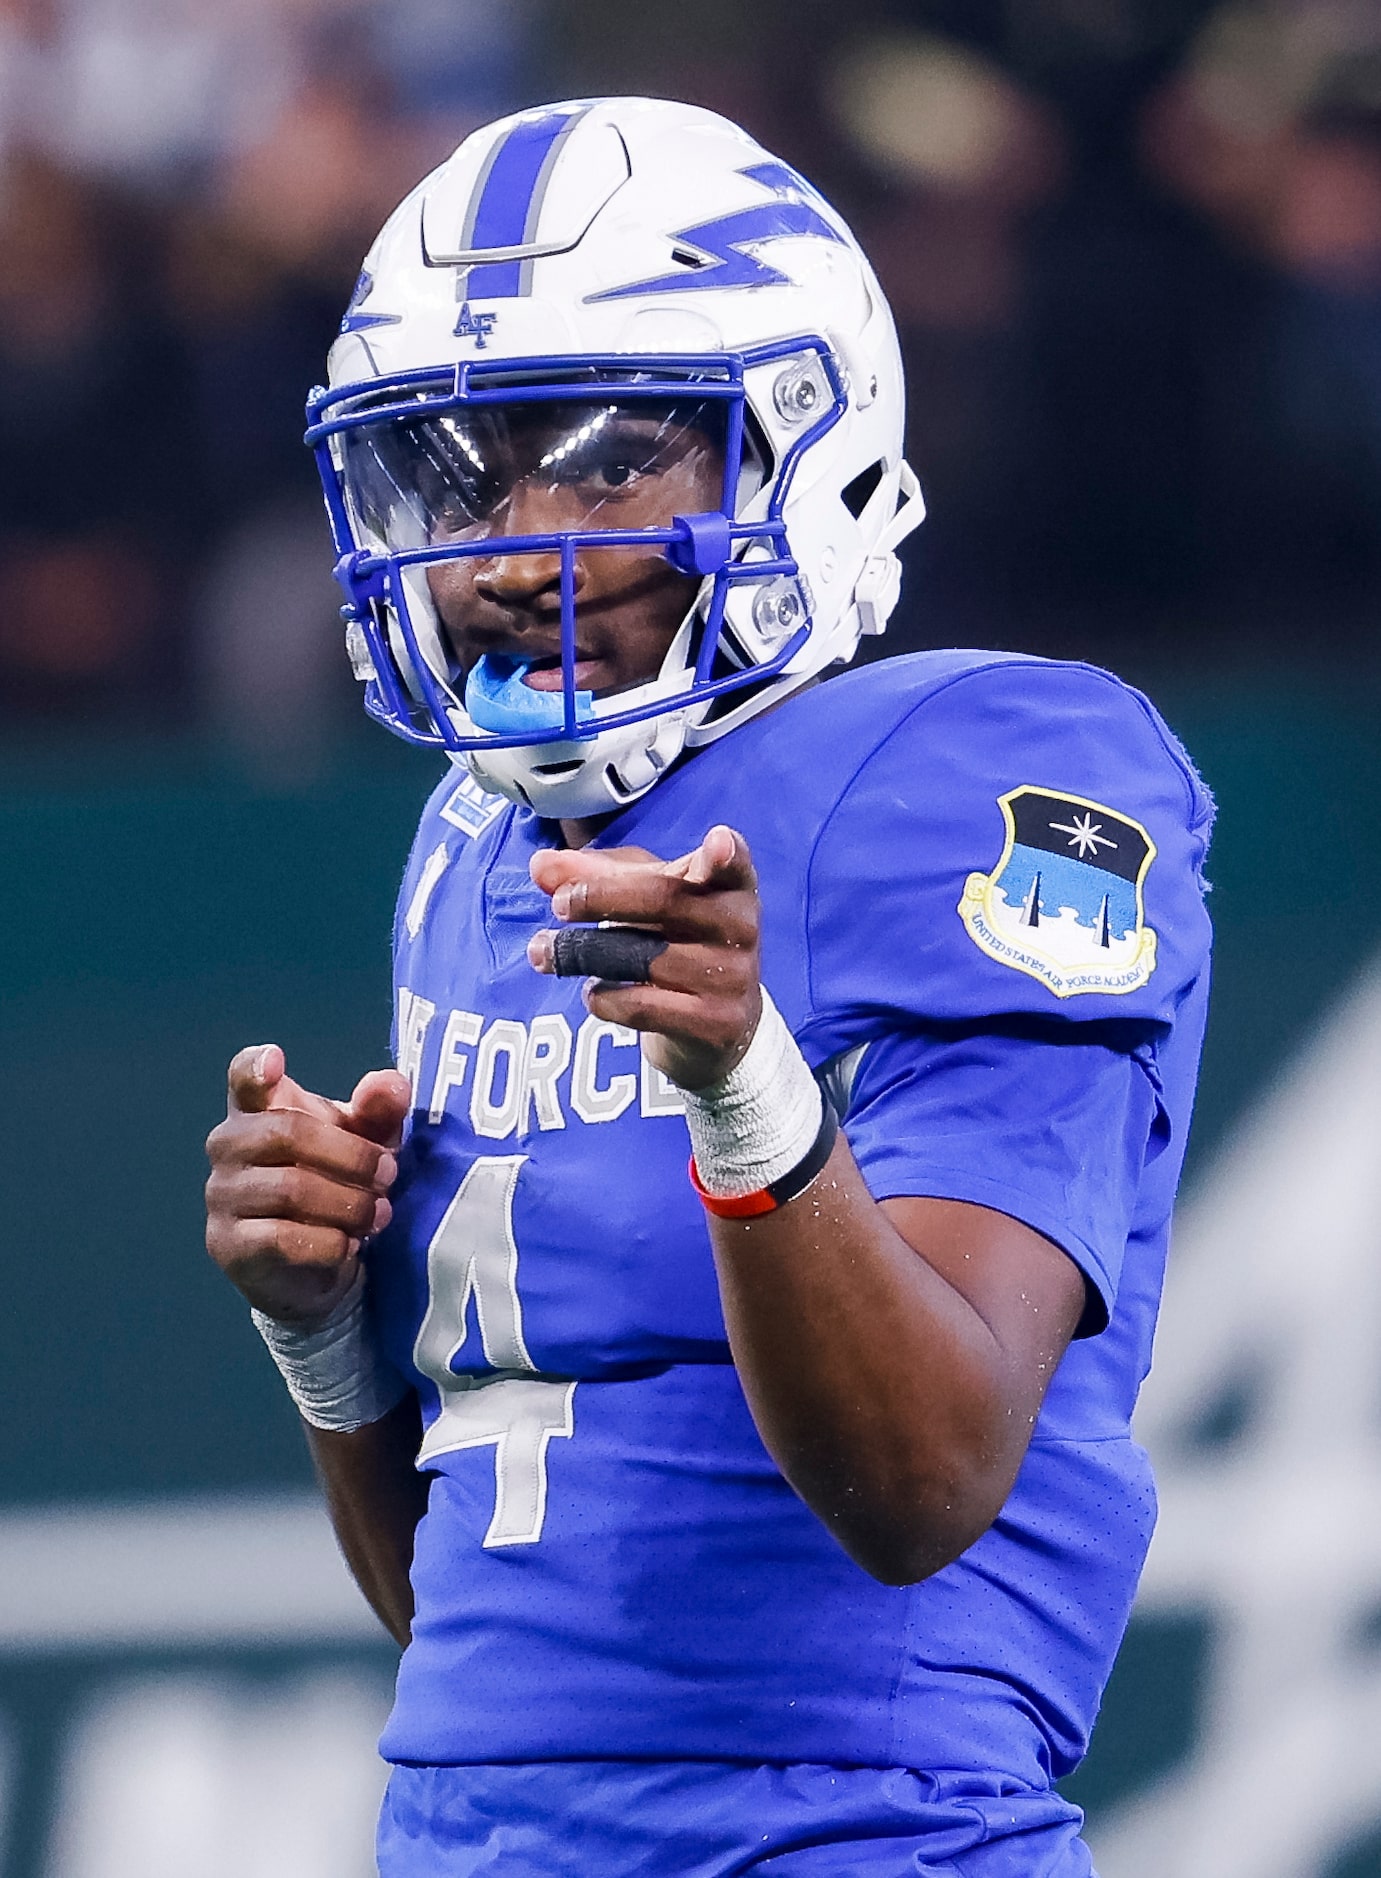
[307,97,924,818]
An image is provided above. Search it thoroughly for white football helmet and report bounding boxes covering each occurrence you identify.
[308,96,924,819]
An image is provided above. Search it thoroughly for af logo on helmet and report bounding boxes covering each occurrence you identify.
[958,786,1158,997]
[454,302,498,347]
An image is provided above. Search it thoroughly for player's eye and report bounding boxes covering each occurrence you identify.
[559,422,675,494]
[566,452,648,492]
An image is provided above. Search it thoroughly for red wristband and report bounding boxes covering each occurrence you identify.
[688,1102,838,1219]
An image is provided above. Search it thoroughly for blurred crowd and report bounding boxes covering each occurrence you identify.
[1,0,1378,767]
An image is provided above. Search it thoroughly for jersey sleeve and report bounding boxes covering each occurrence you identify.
[798,658,1211,1333]
[839,1019,1169,1334]
[800,658,1213,1044]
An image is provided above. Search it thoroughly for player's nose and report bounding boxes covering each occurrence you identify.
[470,478,589,608]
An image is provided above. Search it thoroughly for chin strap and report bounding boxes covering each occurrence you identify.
[855,461,925,638]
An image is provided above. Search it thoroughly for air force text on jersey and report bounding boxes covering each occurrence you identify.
[395,992,687,1137]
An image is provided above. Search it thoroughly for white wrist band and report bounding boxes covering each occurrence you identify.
[252,1271,408,1433]
[679,989,826,1200]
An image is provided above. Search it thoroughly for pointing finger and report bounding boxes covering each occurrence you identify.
[530,844,662,901]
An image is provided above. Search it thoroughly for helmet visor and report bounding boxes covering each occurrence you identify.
[340,395,729,554]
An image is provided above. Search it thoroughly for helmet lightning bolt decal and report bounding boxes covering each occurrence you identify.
[339,269,400,334]
[587,162,846,301]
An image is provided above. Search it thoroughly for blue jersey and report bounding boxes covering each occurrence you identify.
[367,649,1213,1785]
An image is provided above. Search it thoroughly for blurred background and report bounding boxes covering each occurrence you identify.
[1,0,1379,1871]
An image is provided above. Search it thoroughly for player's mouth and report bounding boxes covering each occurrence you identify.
[518,652,601,691]
[463,648,610,735]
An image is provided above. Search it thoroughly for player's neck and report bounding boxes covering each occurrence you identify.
[558,815,607,850]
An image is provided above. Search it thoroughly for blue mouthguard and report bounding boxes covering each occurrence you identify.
[463,655,595,736]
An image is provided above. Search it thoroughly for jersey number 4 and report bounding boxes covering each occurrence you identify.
[411,1155,575,1548]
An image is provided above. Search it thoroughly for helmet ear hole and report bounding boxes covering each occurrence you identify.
[841,460,885,521]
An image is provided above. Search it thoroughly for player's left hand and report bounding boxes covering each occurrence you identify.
[528,825,761,1091]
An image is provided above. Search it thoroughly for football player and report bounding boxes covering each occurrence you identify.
[205,99,1213,1876]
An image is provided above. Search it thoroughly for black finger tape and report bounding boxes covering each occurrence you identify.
[550,926,668,984]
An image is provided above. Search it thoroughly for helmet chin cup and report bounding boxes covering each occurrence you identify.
[308,99,925,809]
[461,697,692,820]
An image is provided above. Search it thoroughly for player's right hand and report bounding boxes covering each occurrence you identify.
[204,1045,410,1328]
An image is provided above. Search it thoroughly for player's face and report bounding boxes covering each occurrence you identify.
[375,399,725,699]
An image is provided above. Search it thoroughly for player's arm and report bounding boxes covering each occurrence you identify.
[303,1404,430,1647]
[529,830,1086,1588]
[204,1046,427,1645]
[706,1161,1082,1586]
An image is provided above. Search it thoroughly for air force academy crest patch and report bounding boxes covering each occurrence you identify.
[958,787,1158,997]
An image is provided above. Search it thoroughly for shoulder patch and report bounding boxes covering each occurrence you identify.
[957,787,1158,998]
[439,773,507,838]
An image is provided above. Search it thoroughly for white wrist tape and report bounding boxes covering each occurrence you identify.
[252,1271,407,1433]
[679,989,825,1199]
